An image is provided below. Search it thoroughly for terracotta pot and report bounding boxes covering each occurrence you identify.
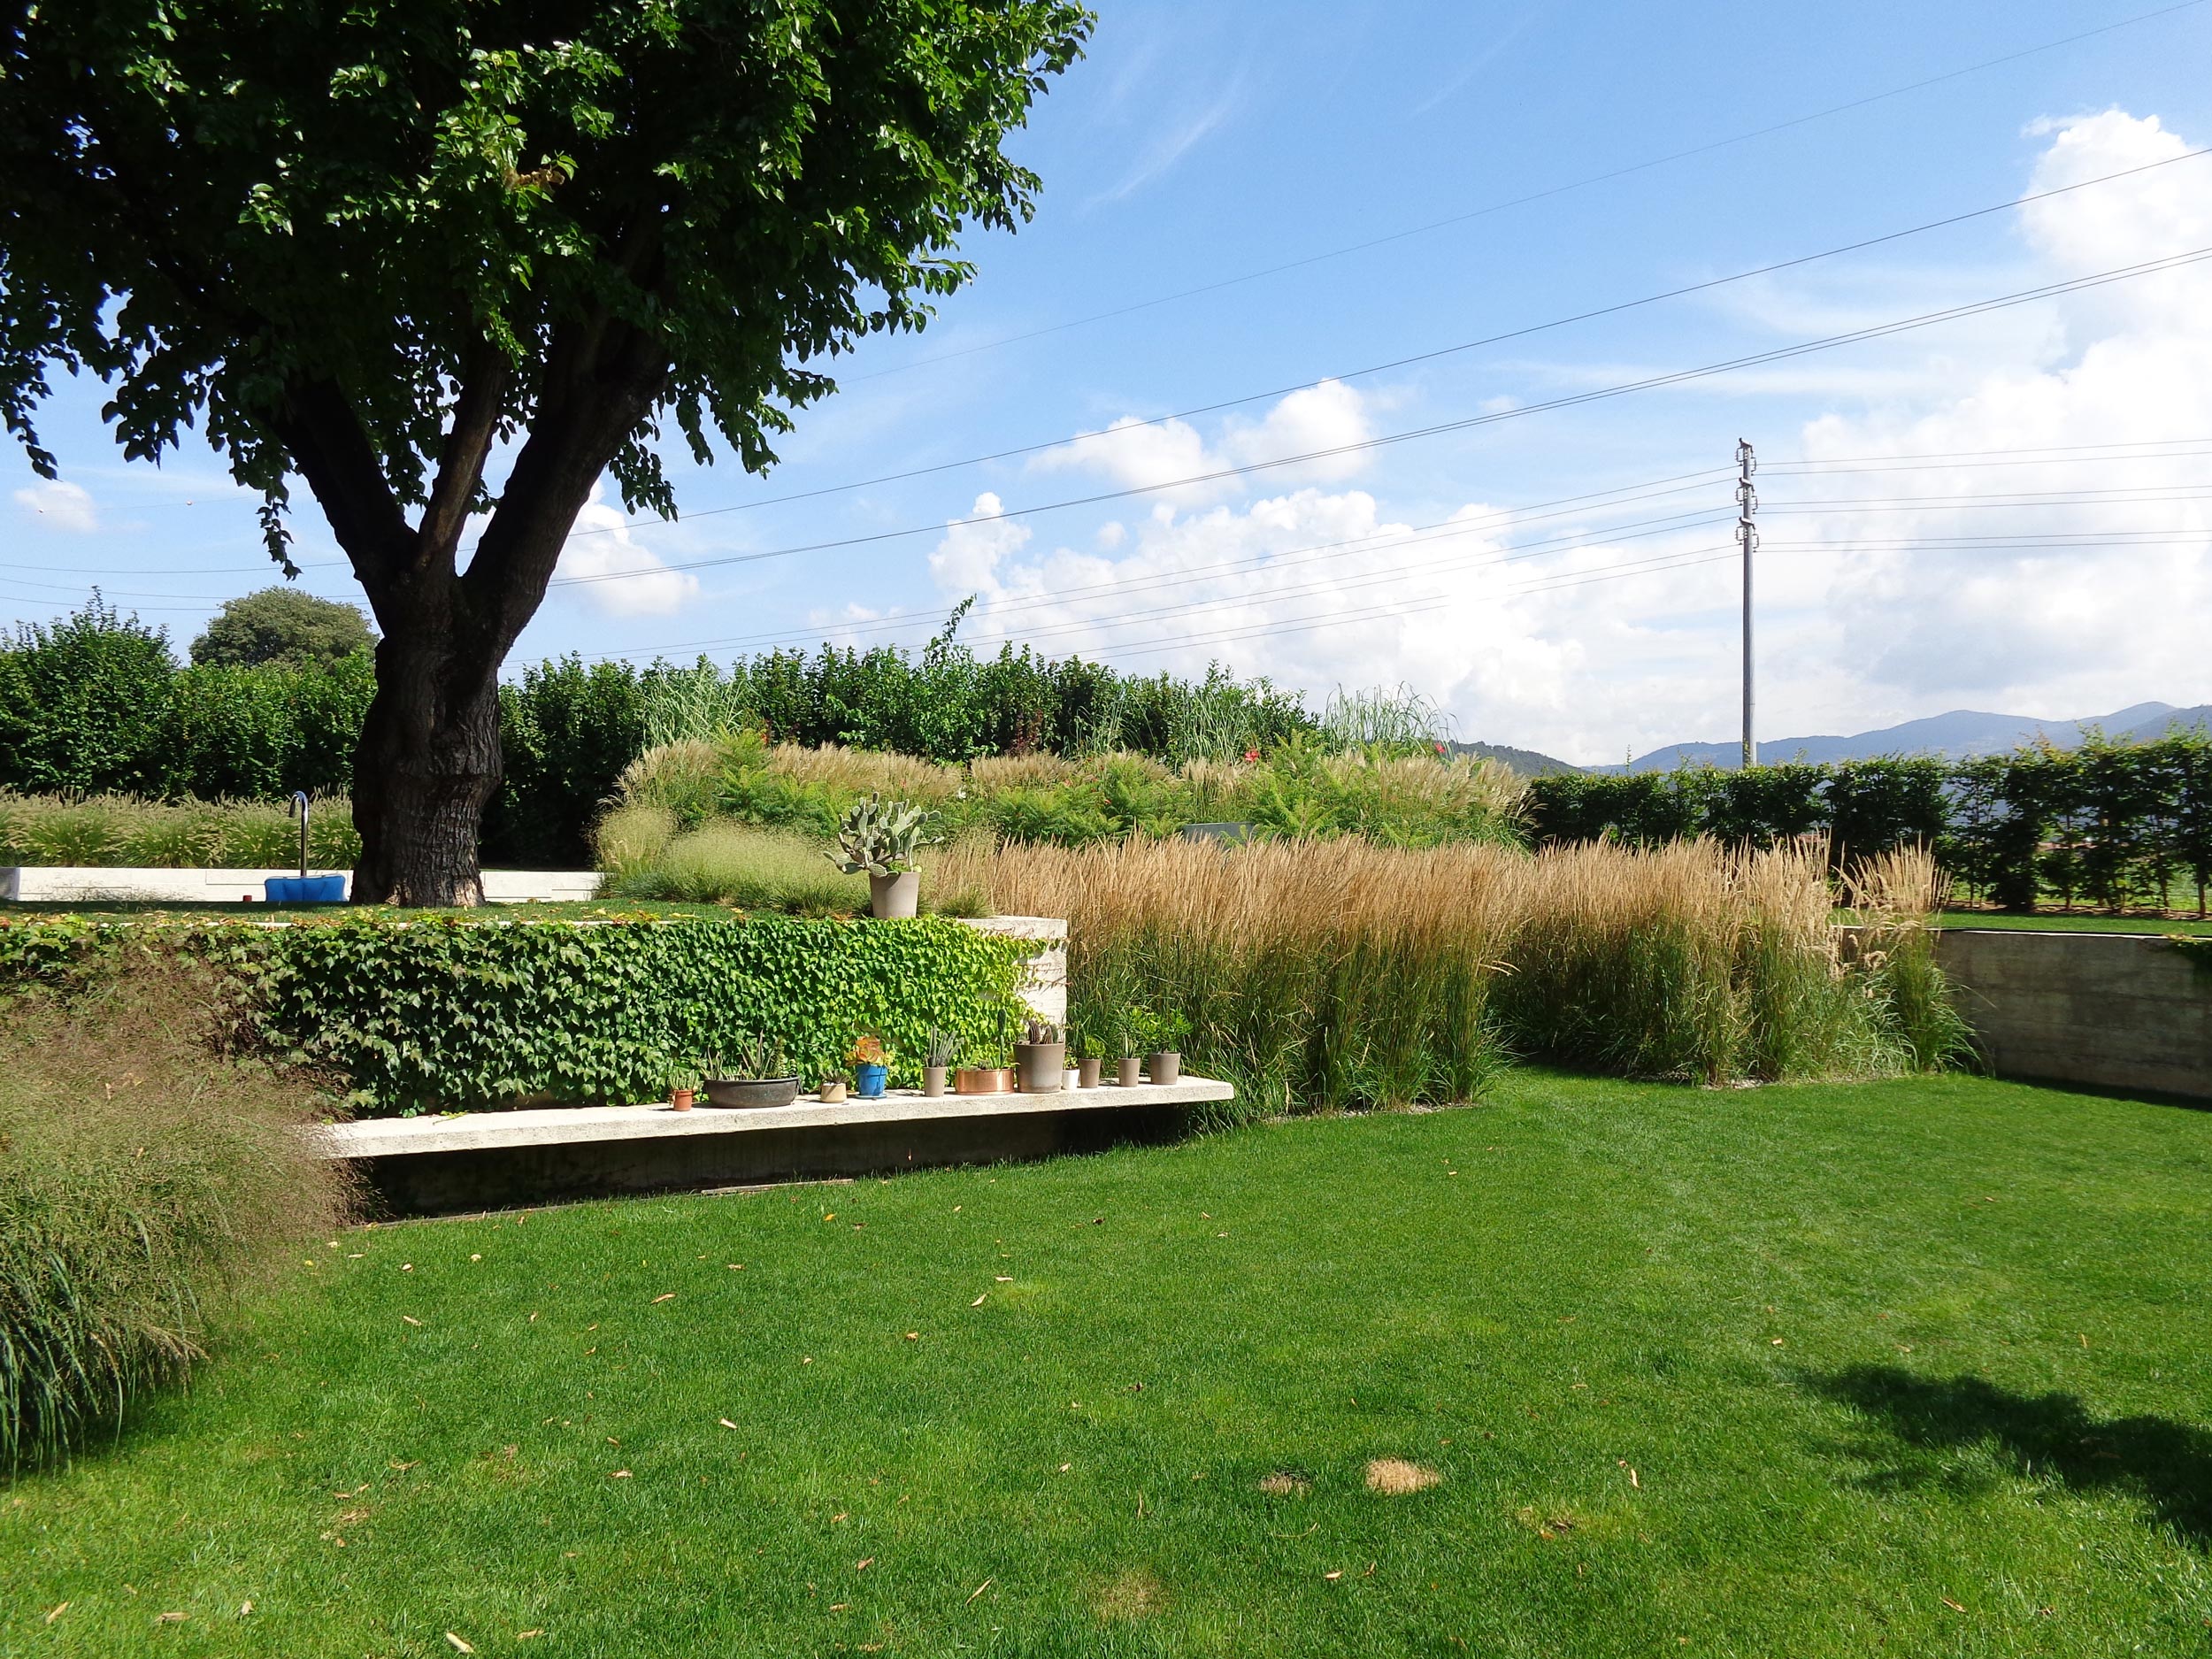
[954,1066,1010,1095]
[669,1087,695,1112]
[923,1065,949,1097]
[868,870,920,918]
[1117,1057,1142,1087]
[1078,1057,1102,1088]
[1146,1051,1182,1085]
[1014,1041,1066,1093]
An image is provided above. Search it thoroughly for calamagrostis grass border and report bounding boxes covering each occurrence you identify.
[0,791,361,869]
[942,833,1955,1118]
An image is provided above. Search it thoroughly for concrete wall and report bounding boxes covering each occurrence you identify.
[3,866,604,903]
[1936,929,2211,1102]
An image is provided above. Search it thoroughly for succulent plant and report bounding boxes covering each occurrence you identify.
[827,793,939,877]
[926,1027,959,1068]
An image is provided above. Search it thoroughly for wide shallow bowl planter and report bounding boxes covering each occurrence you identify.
[854,1062,888,1099]
[955,1066,1012,1095]
[1116,1057,1142,1087]
[1014,1041,1066,1094]
[702,1076,801,1110]
[1078,1057,1102,1089]
[1146,1051,1183,1085]
[868,871,920,919]
[922,1065,949,1098]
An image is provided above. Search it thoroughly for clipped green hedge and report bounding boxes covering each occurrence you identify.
[0,915,1035,1117]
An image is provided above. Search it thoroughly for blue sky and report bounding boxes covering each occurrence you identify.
[10,0,2212,762]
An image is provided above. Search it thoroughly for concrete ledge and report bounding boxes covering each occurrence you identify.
[322,1077,1233,1216]
[1936,928,2211,1102]
[316,1076,1232,1159]
[3,866,604,903]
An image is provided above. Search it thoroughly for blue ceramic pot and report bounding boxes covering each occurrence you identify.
[854,1062,888,1099]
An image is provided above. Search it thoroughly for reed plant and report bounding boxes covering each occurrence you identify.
[1840,843,1979,1071]
[0,791,361,869]
[0,965,354,1468]
[944,833,1954,1118]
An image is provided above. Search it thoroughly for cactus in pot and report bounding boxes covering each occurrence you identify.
[828,794,940,918]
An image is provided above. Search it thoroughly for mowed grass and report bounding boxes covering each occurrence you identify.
[1937,910,2212,936]
[5,1072,2210,1656]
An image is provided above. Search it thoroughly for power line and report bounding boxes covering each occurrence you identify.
[548,243,2212,588]
[840,0,2212,382]
[559,145,2212,538]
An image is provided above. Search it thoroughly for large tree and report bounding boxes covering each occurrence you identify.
[1,0,1088,902]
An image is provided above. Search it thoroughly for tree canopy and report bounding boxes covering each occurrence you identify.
[190,587,376,668]
[0,0,1091,901]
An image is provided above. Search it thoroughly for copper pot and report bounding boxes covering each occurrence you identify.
[954,1065,1010,1095]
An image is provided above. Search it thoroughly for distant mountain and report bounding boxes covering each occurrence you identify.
[1618,702,2207,772]
[1448,740,1583,776]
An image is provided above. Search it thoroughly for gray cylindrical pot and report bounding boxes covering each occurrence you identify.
[923,1064,949,1097]
[1014,1041,1065,1093]
[868,870,920,918]
[1078,1057,1102,1089]
[1146,1051,1182,1085]
[1116,1057,1142,1087]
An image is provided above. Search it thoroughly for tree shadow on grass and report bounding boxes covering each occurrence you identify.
[1805,1365,2212,1549]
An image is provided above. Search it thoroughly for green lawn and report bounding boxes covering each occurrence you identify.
[1939,910,2212,936]
[6,1071,2209,1656]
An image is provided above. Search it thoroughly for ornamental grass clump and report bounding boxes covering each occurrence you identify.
[947,833,1954,1117]
[0,790,361,868]
[0,965,354,1470]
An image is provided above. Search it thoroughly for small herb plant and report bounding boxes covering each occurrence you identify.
[828,794,940,878]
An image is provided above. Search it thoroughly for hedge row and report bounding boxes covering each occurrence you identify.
[2,601,1318,868]
[0,914,1035,1117]
[1525,733,2212,913]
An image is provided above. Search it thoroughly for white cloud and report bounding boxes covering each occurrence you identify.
[12,480,97,532]
[1031,380,1374,504]
[553,487,700,617]
[1782,110,2212,718]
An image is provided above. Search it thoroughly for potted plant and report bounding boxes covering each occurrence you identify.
[850,1032,889,1099]
[1070,1017,1102,1089]
[1013,1018,1066,1094]
[1111,1011,1143,1087]
[1132,1007,1187,1085]
[665,1059,701,1112]
[828,794,941,918]
[953,1060,1009,1095]
[702,1037,801,1110]
[923,1028,956,1098]
[818,1071,849,1103]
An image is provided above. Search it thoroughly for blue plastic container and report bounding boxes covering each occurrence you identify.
[265,875,348,903]
[854,1062,888,1099]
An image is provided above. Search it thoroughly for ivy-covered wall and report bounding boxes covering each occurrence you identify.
[0,915,1035,1117]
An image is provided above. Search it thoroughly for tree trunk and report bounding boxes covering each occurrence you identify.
[349,601,504,908]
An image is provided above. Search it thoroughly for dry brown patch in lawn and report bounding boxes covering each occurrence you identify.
[1364,1458,1442,1495]
[1257,1471,1311,1497]
[1094,1569,1166,1622]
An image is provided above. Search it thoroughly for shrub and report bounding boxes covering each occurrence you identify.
[0,964,354,1468]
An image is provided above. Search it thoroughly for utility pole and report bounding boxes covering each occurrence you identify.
[1736,437,1757,770]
